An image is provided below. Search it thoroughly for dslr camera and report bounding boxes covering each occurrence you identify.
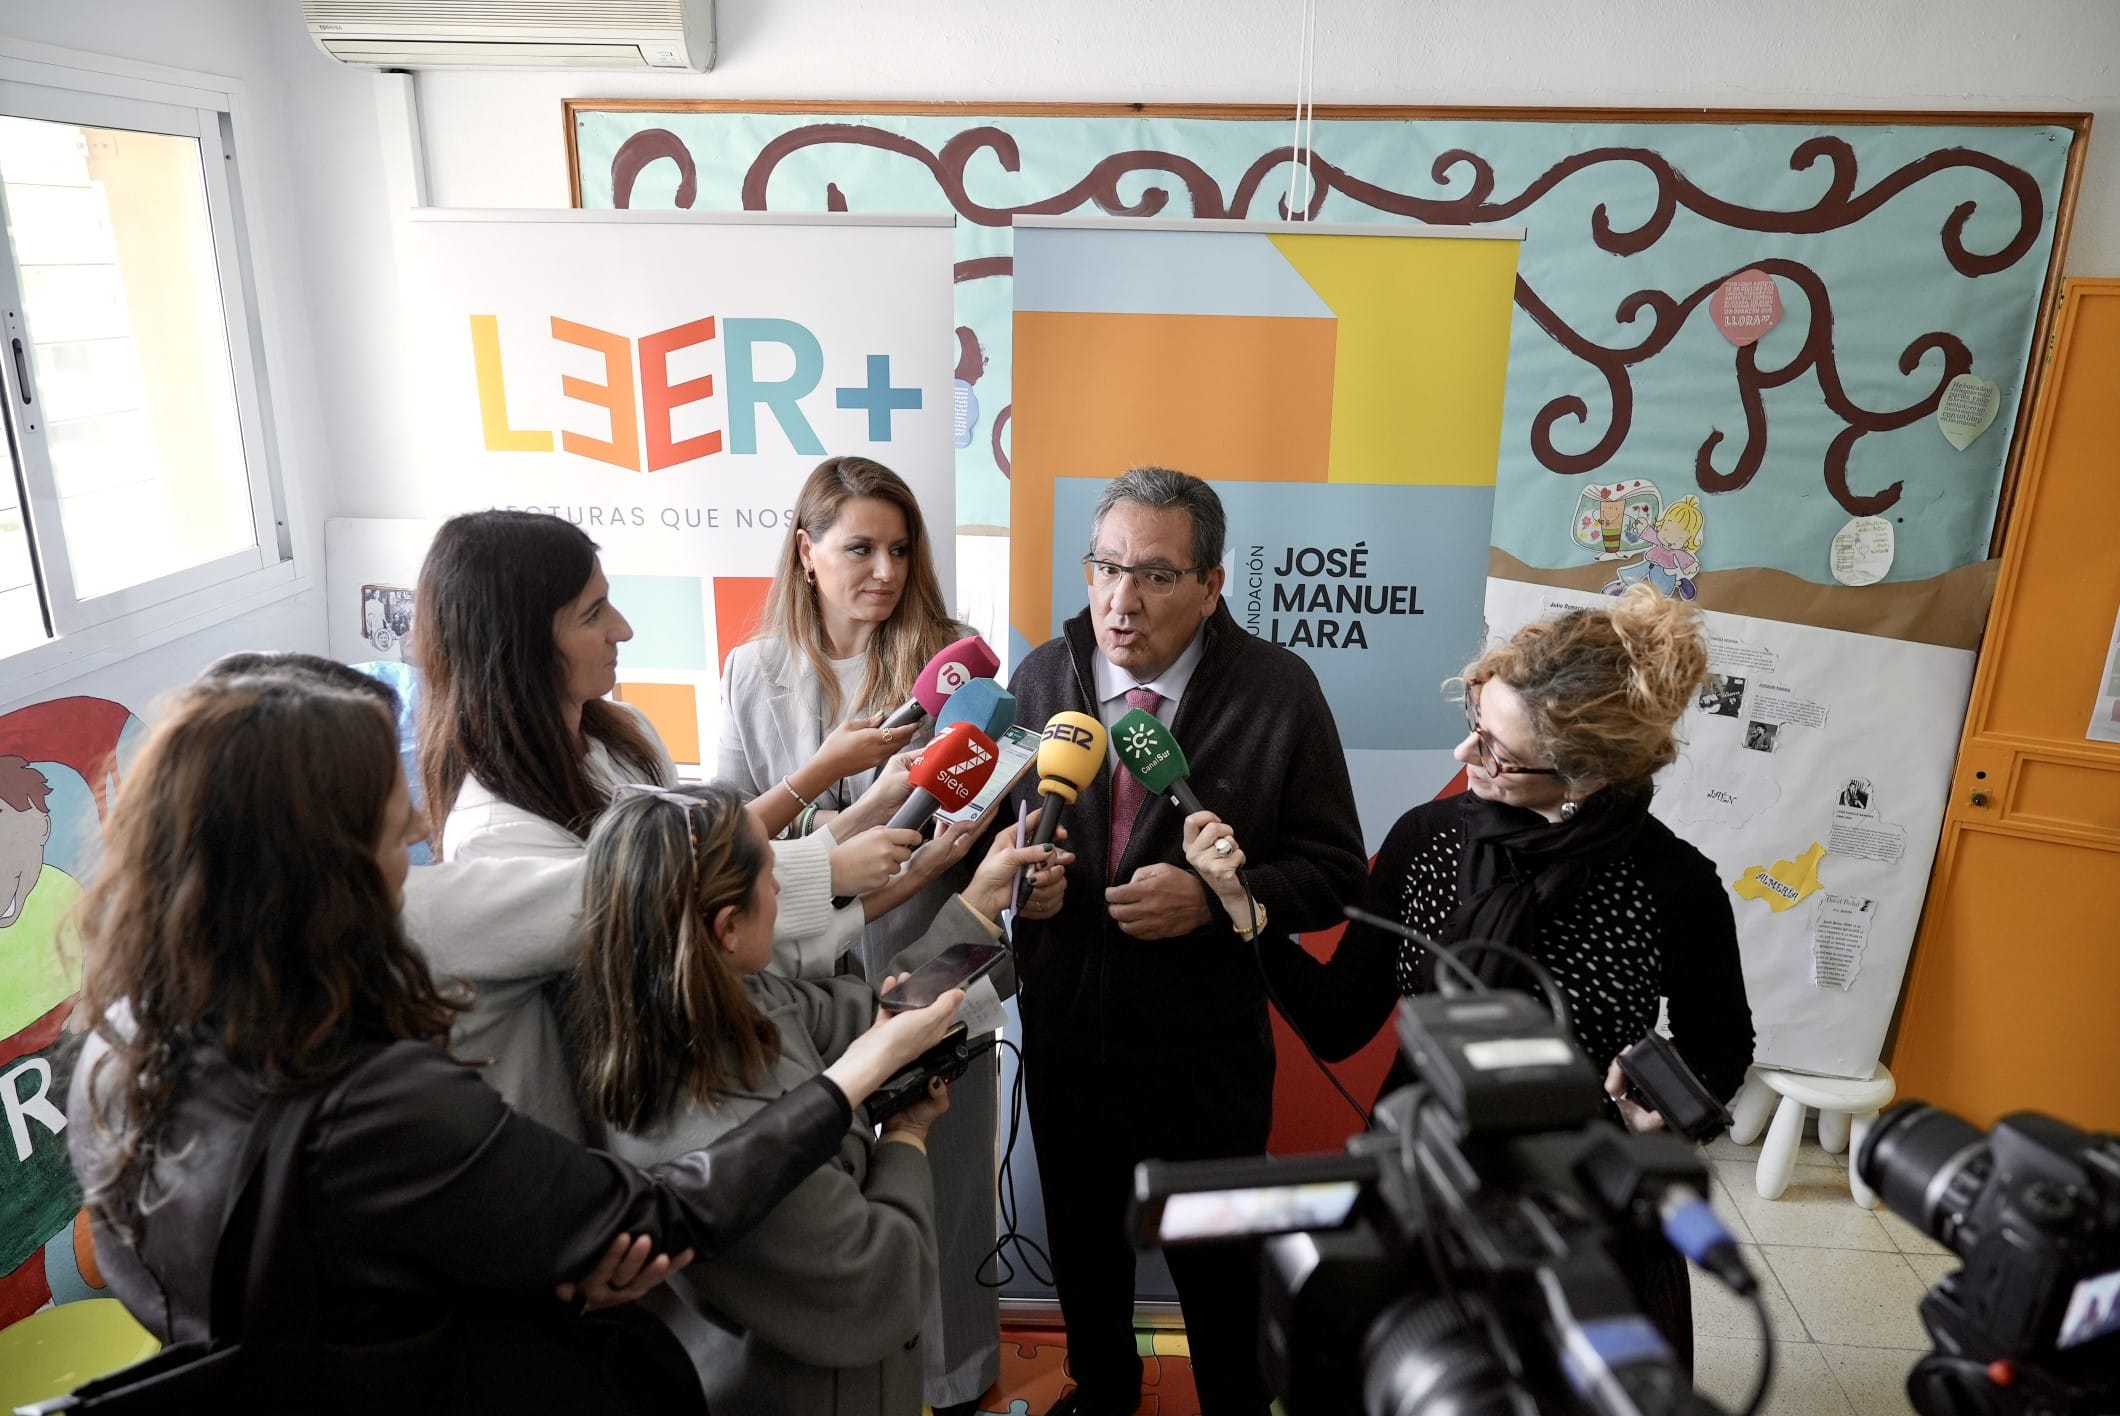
[1133,988,1756,1416]
[1858,1102,2120,1415]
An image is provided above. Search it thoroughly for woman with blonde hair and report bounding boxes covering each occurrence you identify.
[717,456,1026,1414]
[1183,585,1754,1371]
[568,783,1064,1415]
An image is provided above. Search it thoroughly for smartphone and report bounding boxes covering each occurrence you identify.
[878,941,1009,1011]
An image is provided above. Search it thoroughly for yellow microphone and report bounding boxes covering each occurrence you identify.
[1029,711,1106,849]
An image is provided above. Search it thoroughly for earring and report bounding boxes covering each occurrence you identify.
[1558,799,1580,822]
[804,566,816,586]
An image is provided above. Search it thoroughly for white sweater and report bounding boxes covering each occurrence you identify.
[399,704,845,1139]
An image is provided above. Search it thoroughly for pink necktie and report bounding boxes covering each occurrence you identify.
[1108,687,1162,880]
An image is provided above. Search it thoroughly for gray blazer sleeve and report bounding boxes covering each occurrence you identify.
[668,1115,937,1367]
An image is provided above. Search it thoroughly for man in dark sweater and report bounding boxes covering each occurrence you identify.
[1005,467,1366,1416]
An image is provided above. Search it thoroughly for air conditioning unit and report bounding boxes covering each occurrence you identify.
[303,0,715,71]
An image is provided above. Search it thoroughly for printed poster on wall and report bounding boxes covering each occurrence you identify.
[1483,580,1975,1080]
[397,211,956,766]
[1012,217,1523,824]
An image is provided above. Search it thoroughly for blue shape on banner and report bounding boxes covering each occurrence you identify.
[1048,479,1493,752]
[836,353,922,441]
[1014,227,1334,319]
[606,574,710,671]
[724,317,825,455]
[954,380,979,449]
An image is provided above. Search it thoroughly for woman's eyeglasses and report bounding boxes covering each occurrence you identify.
[1462,698,1561,777]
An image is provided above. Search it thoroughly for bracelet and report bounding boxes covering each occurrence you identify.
[1232,899,1268,942]
[780,775,814,810]
[796,803,821,837]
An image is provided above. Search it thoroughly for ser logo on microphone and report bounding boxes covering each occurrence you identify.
[1044,721,1098,748]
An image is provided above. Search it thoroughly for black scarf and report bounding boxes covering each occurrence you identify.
[1442,786,1653,986]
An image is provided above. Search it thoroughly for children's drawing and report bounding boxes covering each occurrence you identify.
[1571,479,1662,561]
[0,697,142,1329]
[1606,495,1705,599]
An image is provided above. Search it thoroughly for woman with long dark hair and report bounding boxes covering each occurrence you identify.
[403,511,925,1139]
[717,457,1045,1413]
[568,783,1062,1414]
[67,669,964,1412]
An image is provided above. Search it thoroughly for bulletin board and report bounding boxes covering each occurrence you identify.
[567,101,2088,603]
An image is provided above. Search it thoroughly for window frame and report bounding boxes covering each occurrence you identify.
[0,40,305,699]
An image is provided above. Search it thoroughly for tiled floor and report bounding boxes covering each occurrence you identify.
[1693,1127,1952,1416]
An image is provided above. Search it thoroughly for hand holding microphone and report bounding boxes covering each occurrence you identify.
[880,635,1002,732]
[1111,710,1259,941]
[1015,711,1105,901]
[831,720,1000,908]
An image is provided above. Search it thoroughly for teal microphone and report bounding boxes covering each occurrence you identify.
[1110,707,1206,816]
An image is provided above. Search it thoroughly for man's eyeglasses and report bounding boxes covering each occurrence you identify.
[1082,555,1206,597]
[1462,698,1561,777]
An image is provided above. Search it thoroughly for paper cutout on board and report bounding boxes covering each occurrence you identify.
[1829,516,1896,586]
[1697,672,1747,719]
[1571,479,1662,561]
[1937,373,2000,451]
[1705,634,1778,676]
[1731,841,1828,913]
[1709,268,1784,346]
[1812,893,1877,990]
[1827,806,1907,862]
[1606,495,1704,599]
[359,584,414,657]
[1665,755,1782,830]
[1750,683,1829,732]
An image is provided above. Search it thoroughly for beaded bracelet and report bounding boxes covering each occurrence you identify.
[781,775,814,810]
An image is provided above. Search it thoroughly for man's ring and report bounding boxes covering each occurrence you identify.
[1214,837,1234,856]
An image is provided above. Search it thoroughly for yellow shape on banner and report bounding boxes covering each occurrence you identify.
[1267,233,1520,486]
[1731,842,1829,913]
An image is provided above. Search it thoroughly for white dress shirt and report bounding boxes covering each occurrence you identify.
[1092,620,1209,770]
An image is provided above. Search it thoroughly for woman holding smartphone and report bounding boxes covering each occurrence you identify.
[569,784,1062,1414]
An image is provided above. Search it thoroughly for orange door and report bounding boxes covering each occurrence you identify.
[1890,279,2120,1131]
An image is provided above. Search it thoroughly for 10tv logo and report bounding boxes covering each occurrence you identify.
[469,314,923,472]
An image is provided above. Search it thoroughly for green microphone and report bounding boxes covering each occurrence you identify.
[1110,706,1206,816]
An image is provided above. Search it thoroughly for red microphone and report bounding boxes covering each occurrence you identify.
[880,635,1002,731]
[830,721,999,907]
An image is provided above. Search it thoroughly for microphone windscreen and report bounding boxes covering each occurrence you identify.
[934,679,1017,740]
[1110,707,1192,795]
[908,721,1000,810]
[1034,712,1107,805]
[909,635,1003,716]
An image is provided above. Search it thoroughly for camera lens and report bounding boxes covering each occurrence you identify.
[1858,1102,1989,1250]
[1362,1294,1520,1416]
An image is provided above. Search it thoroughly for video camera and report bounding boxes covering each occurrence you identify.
[1857,1102,2120,1415]
[1132,983,1761,1416]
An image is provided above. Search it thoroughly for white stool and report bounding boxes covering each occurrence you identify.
[1726,1063,1896,1208]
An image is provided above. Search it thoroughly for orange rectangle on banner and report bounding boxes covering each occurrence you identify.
[1011,310,1338,642]
[712,576,773,673]
[614,681,701,766]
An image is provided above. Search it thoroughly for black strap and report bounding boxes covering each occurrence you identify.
[204,1081,337,1346]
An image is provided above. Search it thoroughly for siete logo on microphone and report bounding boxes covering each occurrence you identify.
[937,741,992,797]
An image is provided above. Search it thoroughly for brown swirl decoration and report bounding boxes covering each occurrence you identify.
[609,122,2043,511]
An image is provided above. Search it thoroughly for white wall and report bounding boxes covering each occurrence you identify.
[260,0,2120,529]
[0,0,334,720]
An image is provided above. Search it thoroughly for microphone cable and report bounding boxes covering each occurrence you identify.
[974,1035,1055,1291]
[1231,865,1374,1130]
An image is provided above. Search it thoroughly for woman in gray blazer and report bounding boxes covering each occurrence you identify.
[717,456,1006,1414]
[569,782,1065,1416]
